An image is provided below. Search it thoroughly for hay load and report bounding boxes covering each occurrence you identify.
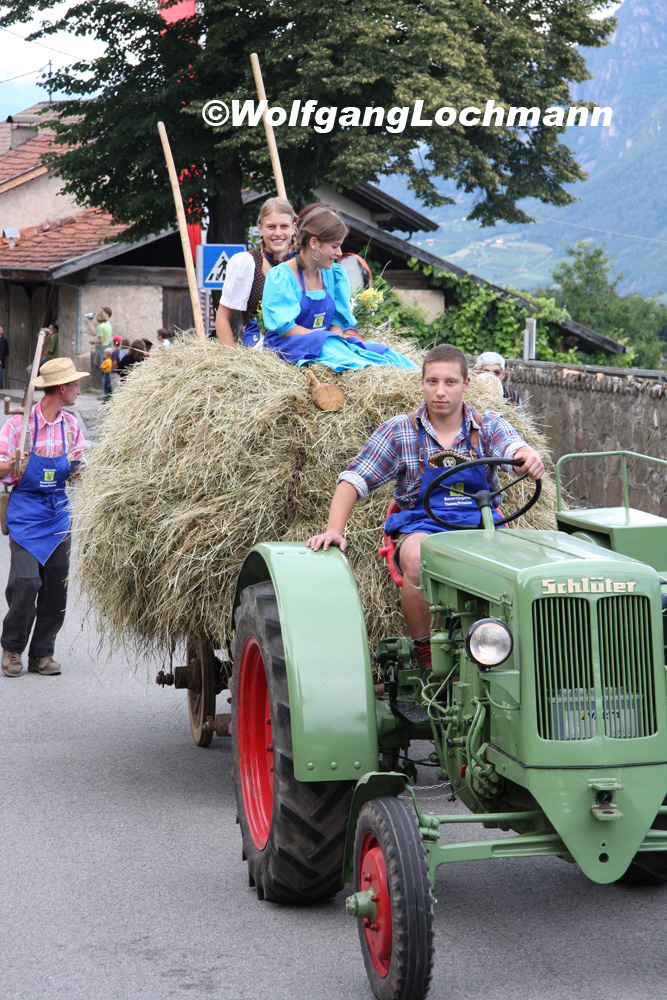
[73,338,557,661]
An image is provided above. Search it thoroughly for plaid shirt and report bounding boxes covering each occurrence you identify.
[0,402,85,485]
[338,401,527,507]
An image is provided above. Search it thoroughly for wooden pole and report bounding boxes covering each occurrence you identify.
[15,330,47,475]
[250,53,287,199]
[157,121,206,341]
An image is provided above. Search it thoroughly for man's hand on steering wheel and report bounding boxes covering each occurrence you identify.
[511,446,544,480]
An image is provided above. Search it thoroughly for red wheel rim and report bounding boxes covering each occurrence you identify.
[237,637,273,849]
[359,831,392,976]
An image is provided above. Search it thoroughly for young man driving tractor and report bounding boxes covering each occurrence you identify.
[307,344,544,669]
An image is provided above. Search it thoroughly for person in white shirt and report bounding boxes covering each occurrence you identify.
[214,197,297,349]
[156,329,173,348]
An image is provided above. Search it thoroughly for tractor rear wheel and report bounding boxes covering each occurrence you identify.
[231,581,354,903]
[353,796,434,1000]
[619,797,667,885]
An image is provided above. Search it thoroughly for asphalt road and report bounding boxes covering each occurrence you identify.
[2,537,667,999]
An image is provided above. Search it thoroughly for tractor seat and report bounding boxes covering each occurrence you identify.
[378,500,404,587]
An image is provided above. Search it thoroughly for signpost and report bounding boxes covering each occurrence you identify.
[196,244,246,335]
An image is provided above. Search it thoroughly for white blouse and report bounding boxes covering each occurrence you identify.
[219,251,256,312]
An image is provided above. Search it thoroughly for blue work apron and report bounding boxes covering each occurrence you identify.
[340,333,389,357]
[6,413,71,565]
[243,251,297,347]
[241,317,262,347]
[385,416,502,535]
[263,268,337,364]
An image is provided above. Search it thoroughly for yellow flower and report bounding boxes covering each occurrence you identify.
[356,288,384,309]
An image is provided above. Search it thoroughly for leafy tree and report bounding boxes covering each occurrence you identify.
[543,242,667,369]
[1,0,614,246]
[352,257,583,364]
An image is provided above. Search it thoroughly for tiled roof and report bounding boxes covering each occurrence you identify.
[0,132,65,185]
[0,208,128,273]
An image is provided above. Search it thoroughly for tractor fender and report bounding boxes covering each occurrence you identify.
[233,542,379,782]
[342,771,411,883]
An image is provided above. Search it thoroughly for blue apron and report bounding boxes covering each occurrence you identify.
[341,333,389,357]
[263,269,337,365]
[242,252,296,347]
[6,412,71,565]
[385,415,502,535]
[241,317,262,347]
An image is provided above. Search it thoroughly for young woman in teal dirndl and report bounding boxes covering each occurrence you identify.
[261,207,416,372]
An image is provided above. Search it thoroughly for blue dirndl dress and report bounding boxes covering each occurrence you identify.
[261,263,416,371]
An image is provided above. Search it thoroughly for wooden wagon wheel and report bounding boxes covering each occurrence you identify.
[186,633,218,747]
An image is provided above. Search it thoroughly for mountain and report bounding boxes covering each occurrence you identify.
[388,0,667,297]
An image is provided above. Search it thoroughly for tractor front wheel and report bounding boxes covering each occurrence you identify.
[231,581,354,903]
[353,796,434,1000]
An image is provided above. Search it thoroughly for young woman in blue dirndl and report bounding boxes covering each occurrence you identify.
[261,207,416,372]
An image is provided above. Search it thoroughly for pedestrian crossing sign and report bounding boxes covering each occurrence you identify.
[197,244,246,289]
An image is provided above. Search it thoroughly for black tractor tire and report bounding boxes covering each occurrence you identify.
[353,796,435,1000]
[619,797,667,885]
[231,581,354,903]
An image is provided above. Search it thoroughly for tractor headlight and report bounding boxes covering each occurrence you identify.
[465,619,513,668]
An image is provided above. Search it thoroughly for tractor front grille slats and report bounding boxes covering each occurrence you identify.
[532,595,657,741]
[533,597,594,741]
[597,595,656,738]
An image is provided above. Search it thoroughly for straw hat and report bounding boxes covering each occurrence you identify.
[33,358,89,388]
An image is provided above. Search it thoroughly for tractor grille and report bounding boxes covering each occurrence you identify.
[533,597,595,741]
[597,595,657,738]
[532,595,657,741]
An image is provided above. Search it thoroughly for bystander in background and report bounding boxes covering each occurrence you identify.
[476,351,524,411]
[110,336,128,393]
[116,339,148,380]
[155,328,173,348]
[100,348,113,401]
[88,307,113,372]
[40,322,59,370]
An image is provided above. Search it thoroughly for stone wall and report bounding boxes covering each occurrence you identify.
[507,362,667,517]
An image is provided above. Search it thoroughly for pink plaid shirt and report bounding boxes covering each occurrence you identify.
[0,402,85,485]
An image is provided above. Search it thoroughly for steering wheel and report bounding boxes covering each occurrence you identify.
[422,456,542,530]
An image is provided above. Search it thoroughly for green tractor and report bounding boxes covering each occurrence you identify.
[230,450,667,1000]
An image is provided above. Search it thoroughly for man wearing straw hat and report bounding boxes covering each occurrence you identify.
[0,358,87,677]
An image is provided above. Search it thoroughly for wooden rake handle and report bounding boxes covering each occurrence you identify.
[250,53,287,200]
[157,121,206,342]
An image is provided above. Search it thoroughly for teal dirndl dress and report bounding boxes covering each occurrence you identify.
[261,263,416,371]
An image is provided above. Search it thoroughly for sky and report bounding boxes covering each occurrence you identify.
[0,1,624,125]
[0,3,106,122]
